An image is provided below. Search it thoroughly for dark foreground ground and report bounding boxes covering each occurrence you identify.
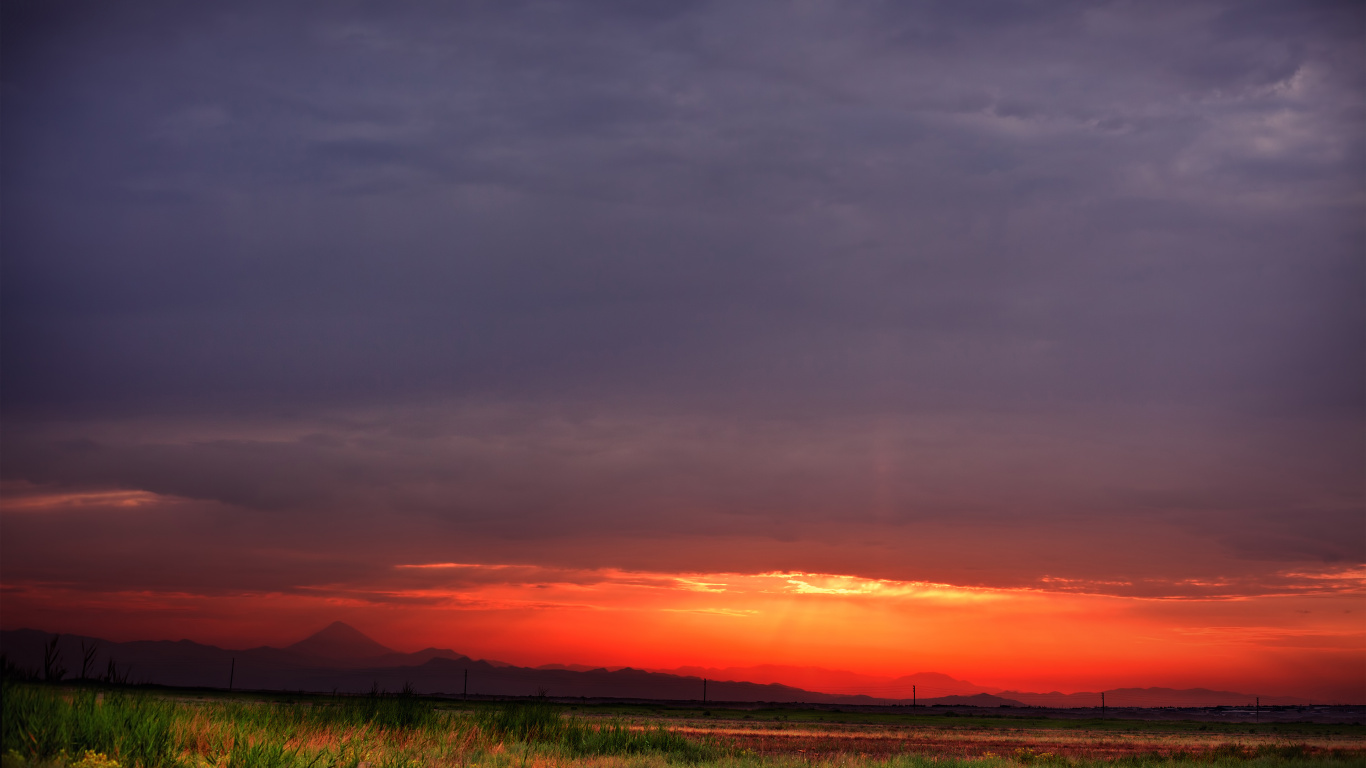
[5,681,1364,768]
[520,697,1364,725]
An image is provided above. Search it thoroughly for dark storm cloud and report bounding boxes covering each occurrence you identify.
[2,403,1360,596]
[1,1,1362,593]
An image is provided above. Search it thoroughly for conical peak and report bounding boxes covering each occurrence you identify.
[286,621,396,660]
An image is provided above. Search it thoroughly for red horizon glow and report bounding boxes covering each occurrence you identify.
[4,559,1361,702]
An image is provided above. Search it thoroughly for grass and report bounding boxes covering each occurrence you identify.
[2,682,1361,768]
[2,684,719,768]
[3,684,178,768]
[474,701,715,760]
[579,708,1362,738]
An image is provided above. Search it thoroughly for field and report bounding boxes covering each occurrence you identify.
[3,683,1363,768]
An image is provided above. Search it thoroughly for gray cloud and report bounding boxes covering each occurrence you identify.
[1,0,1361,594]
[1,402,1359,595]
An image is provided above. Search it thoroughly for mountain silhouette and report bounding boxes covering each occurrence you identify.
[285,621,396,660]
[654,665,989,698]
[0,625,1325,708]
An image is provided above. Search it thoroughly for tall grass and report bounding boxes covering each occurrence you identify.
[1,685,715,768]
[213,687,439,732]
[559,718,714,759]
[3,682,177,768]
[2,684,1358,768]
[478,700,567,743]
[477,701,717,759]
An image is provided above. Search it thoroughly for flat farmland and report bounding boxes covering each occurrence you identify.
[622,714,1363,760]
[4,684,1363,768]
[568,707,1364,762]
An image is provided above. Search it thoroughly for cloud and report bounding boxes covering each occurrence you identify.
[0,0,1360,642]
[3,0,1360,414]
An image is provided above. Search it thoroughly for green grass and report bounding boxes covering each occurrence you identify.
[605,707,1360,738]
[1,683,1360,768]
[476,701,718,760]
[211,689,440,732]
[2,683,178,768]
[1,685,716,768]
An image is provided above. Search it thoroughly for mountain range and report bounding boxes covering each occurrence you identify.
[0,622,1312,707]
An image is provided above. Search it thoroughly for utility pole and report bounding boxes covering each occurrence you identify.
[229,658,235,692]
[913,685,916,708]
[1101,692,1106,719]
[463,669,468,699]
[1255,697,1259,722]
[703,678,707,704]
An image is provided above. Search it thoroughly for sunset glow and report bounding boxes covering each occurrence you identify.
[2,0,1362,710]
[3,481,1361,701]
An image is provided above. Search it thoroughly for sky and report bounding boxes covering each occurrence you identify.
[1,0,1363,703]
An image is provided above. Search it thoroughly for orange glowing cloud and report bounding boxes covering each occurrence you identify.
[4,557,1361,701]
[0,487,165,511]
[2,484,1361,703]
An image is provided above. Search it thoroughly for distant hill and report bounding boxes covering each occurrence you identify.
[537,663,618,672]
[653,665,989,698]
[285,622,397,661]
[0,624,1319,706]
[0,626,877,702]
[997,688,1302,708]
